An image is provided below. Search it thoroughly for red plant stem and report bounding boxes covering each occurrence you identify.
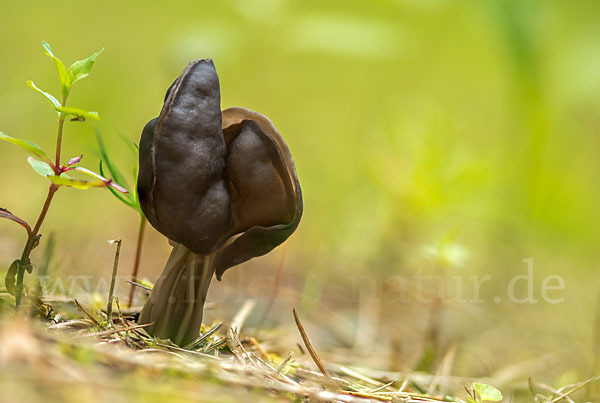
[127,215,147,307]
[15,94,67,307]
[15,183,58,306]
[54,95,67,167]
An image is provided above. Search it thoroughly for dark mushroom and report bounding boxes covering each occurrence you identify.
[136,59,302,346]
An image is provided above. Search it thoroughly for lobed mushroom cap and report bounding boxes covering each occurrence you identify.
[138,61,302,278]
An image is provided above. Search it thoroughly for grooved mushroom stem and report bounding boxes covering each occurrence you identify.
[138,242,215,346]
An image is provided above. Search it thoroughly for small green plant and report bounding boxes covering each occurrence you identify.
[0,41,127,307]
[466,382,503,402]
[96,128,147,307]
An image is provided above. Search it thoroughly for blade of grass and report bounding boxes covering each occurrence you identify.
[548,375,600,403]
[184,322,222,350]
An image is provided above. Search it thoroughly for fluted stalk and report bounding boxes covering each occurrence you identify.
[138,242,215,346]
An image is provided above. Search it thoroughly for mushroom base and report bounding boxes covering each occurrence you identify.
[137,242,215,346]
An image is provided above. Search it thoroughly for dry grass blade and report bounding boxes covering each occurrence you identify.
[227,300,256,362]
[248,352,300,386]
[184,321,222,350]
[230,329,258,366]
[369,381,395,393]
[548,375,600,403]
[339,366,388,388]
[277,351,294,374]
[125,280,152,291]
[80,322,154,339]
[73,298,99,326]
[342,391,394,401]
[248,336,270,360]
[426,342,457,395]
[229,299,256,335]
[397,378,409,393]
[529,377,575,403]
[292,308,336,386]
[48,319,95,330]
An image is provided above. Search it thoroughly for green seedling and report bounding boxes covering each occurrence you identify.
[466,382,503,402]
[0,41,127,307]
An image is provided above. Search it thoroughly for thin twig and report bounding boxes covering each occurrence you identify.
[73,298,100,326]
[292,308,336,386]
[106,239,122,326]
[127,216,147,307]
[125,280,152,291]
[80,322,154,338]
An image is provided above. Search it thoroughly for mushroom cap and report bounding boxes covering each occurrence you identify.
[138,61,302,277]
[216,107,303,279]
[138,59,231,255]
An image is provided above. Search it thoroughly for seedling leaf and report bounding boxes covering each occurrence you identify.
[99,161,136,207]
[27,157,54,177]
[0,131,51,164]
[73,166,128,193]
[26,81,61,108]
[67,47,104,86]
[472,383,502,402]
[95,128,128,186]
[55,106,100,121]
[41,41,69,97]
[49,173,105,189]
[118,131,139,157]
[5,260,20,295]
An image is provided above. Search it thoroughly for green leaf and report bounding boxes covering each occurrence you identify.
[472,383,502,402]
[95,129,128,187]
[5,260,19,296]
[66,47,104,86]
[26,81,60,108]
[72,166,128,193]
[49,173,106,189]
[49,167,129,192]
[27,157,54,177]
[41,41,69,97]
[0,131,51,163]
[55,106,100,121]
[99,161,135,207]
[118,131,139,157]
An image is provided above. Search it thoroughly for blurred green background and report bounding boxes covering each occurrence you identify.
[2,0,600,389]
